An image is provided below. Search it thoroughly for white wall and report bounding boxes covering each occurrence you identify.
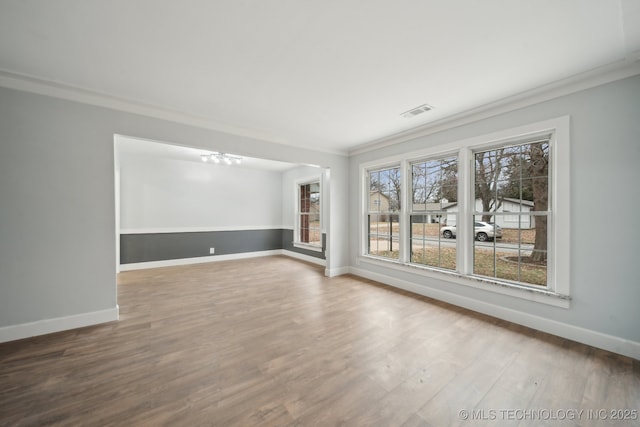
[350,75,640,357]
[119,154,283,231]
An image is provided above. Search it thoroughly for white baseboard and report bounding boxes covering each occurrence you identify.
[119,250,283,271]
[120,250,328,272]
[0,306,119,344]
[281,250,326,267]
[325,266,350,277]
[349,267,640,360]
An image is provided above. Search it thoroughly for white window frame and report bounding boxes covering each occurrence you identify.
[365,164,403,261]
[294,176,323,252]
[407,153,459,272]
[358,117,570,308]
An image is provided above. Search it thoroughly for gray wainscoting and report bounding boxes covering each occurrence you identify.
[120,229,326,264]
[281,229,326,259]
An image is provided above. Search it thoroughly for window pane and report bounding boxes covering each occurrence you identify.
[476,141,550,212]
[308,224,322,246]
[368,213,378,256]
[369,170,381,211]
[370,213,380,230]
[411,156,457,210]
[413,187,426,208]
[300,184,310,213]
[387,169,401,211]
[308,213,321,246]
[473,213,547,287]
[410,214,456,270]
[440,184,457,204]
[299,213,310,243]
[370,191,382,212]
[474,148,516,213]
[310,185,320,212]
[474,150,500,211]
[412,164,426,196]
[368,216,400,259]
[474,245,496,278]
[473,213,498,278]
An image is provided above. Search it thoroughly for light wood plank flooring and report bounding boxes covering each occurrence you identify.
[1,256,638,426]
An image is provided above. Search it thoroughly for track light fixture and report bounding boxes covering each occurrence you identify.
[200,152,242,165]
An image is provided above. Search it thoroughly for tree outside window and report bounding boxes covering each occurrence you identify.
[473,139,550,286]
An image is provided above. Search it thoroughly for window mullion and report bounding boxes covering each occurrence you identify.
[458,148,473,275]
[295,184,301,243]
[363,170,370,257]
[400,159,410,263]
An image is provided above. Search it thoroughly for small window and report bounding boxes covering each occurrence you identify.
[295,181,321,248]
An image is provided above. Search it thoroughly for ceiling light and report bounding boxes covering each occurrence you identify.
[200,152,243,165]
[401,104,433,119]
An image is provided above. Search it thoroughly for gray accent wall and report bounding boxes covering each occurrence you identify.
[0,88,117,327]
[121,229,284,263]
[121,229,326,264]
[120,229,327,264]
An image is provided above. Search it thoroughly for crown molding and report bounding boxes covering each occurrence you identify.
[0,69,348,157]
[349,59,640,156]
[0,69,288,143]
[2,60,637,159]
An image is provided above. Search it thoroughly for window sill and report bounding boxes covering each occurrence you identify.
[293,242,323,253]
[358,255,570,308]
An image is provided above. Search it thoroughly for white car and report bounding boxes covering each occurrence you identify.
[441,221,502,241]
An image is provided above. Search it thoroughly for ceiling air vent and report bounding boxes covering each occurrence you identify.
[401,104,433,119]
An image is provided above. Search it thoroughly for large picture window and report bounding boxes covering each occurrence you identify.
[359,117,570,305]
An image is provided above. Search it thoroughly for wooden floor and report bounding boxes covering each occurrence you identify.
[1,256,638,426]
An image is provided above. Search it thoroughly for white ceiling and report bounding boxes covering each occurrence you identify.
[115,135,298,172]
[1,1,639,154]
